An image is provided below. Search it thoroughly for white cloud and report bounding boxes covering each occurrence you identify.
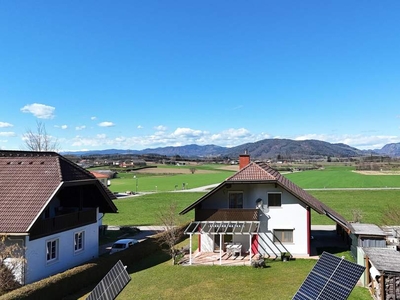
[20,103,55,119]
[54,124,68,129]
[98,121,115,127]
[0,132,16,137]
[154,125,167,131]
[0,122,13,128]
[75,125,86,131]
[60,123,400,152]
[137,125,143,129]
[173,127,206,138]
[91,116,97,120]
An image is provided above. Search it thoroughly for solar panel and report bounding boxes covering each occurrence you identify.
[293,252,365,300]
[86,260,131,300]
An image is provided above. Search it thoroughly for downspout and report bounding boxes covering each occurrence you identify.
[307,206,311,256]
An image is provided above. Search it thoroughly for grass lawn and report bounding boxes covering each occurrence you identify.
[309,189,400,225]
[103,192,202,226]
[108,171,233,193]
[285,166,400,188]
[112,239,371,300]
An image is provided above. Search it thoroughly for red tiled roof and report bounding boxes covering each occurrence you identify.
[0,150,117,234]
[90,171,109,178]
[180,161,349,229]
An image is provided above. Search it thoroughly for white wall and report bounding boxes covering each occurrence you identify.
[24,221,99,284]
[199,183,309,257]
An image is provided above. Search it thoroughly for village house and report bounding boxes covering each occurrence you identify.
[0,150,117,284]
[180,153,350,264]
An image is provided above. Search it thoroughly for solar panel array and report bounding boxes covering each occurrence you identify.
[87,260,131,300]
[293,252,365,300]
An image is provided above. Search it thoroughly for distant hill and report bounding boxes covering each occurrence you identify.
[62,138,381,159]
[140,144,227,157]
[374,142,400,157]
[222,139,367,159]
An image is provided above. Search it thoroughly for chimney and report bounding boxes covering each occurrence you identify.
[239,150,250,169]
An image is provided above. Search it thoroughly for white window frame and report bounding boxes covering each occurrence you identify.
[273,229,294,243]
[46,238,59,263]
[268,192,282,207]
[74,231,85,253]
[228,192,243,209]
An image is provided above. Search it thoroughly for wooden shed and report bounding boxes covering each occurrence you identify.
[363,247,400,300]
[349,223,387,259]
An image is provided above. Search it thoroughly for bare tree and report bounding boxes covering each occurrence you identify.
[23,121,59,152]
[156,202,183,265]
[351,208,363,223]
[189,167,196,174]
[0,236,25,295]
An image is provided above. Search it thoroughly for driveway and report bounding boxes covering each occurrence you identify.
[99,226,165,255]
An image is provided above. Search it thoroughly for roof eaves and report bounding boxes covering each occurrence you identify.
[179,182,225,215]
[26,181,64,232]
[323,209,349,230]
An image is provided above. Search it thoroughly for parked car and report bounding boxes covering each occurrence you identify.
[109,238,138,254]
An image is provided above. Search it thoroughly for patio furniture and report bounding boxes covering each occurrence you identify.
[226,243,242,256]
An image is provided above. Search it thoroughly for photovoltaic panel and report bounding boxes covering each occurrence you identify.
[86,260,131,300]
[292,252,365,300]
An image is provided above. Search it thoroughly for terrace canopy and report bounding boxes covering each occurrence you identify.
[184,221,260,265]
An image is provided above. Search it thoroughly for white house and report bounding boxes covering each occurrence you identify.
[0,150,117,284]
[180,153,349,263]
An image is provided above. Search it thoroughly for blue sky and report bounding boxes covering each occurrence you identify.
[1,1,400,152]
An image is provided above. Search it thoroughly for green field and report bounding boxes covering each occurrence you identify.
[309,190,400,225]
[108,169,234,193]
[285,166,400,188]
[103,192,200,226]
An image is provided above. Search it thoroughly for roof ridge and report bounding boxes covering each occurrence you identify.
[0,150,58,157]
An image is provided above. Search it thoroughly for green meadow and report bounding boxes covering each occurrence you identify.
[108,167,234,193]
[284,165,400,188]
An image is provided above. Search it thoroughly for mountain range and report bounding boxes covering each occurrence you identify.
[61,139,400,159]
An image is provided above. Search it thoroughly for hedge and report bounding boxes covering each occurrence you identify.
[0,224,188,300]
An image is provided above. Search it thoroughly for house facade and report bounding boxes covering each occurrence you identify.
[180,154,349,262]
[0,150,117,284]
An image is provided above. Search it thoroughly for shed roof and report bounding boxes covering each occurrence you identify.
[364,247,400,273]
[350,223,387,236]
[0,150,117,234]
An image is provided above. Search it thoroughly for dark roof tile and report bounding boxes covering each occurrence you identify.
[0,150,117,233]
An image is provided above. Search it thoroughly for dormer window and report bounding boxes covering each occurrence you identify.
[229,192,243,208]
[268,193,281,207]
